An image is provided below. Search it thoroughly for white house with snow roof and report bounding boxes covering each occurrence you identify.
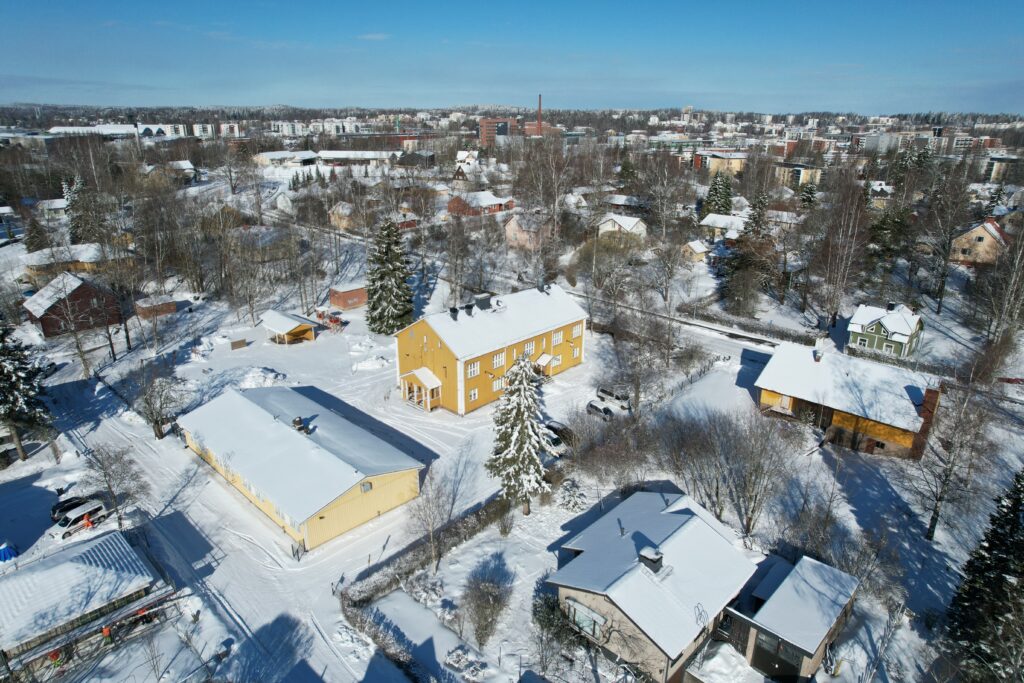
[700,213,746,241]
[395,284,587,414]
[177,386,425,549]
[597,213,647,238]
[847,303,924,357]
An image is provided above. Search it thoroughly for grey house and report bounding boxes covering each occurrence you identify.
[847,303,923,357]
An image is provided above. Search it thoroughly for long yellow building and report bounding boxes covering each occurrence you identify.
[754,343,939,458]
[395,284,588,415]
[177,386,424,550]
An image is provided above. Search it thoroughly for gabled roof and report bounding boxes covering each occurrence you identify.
[24,243,107,267]
[412,284,587,361]
[599,213,645,233]
[0,531,162,652]
[459,190,512,207]
[700,213,746,231]
[177,387,424,524]
[37,198,68,210]
[848,303,922,341]
[956,217,1009,246]
[754,342,936,432]
[548,492,756,658]
[685,240,709,254]
[752,557,859,655]
[23,272,87,318]
[603,194,644,207]
[260,310,315,335]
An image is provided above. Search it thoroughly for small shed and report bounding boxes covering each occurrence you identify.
[261,310,316,344]
[134,295,176,320]
[329,279,368,310]
[683,240,709,262]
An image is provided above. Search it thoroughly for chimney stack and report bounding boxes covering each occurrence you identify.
[639,546,664,573]
[449,306,459,321]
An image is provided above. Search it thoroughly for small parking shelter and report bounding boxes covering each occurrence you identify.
[261,309,316,344]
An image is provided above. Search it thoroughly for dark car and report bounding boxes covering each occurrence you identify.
[545,420,577,447]
[586,400,614,422]
[50,496,90,522]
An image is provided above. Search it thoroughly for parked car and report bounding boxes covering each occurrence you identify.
[597,387,631,411]
[543,428,568,457]
[545,420,577,447]
[50,495,91,522]
[50,500,108,540]
[586,400,614,422]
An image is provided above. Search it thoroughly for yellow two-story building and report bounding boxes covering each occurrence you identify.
[395,284,588,415]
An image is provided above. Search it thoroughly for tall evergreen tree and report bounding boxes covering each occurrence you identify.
[0,327,49,461]
[946,468,1024,681]
[701,171,733,218]
[987,183,1006,215]
[485,355,550,514]
[747,191,769,237]
[24,218,51,253]
[800,182,818,209]
[365,221,413,335]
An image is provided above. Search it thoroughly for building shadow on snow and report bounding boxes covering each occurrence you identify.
[735,348,771,404]
[0,473,58,553]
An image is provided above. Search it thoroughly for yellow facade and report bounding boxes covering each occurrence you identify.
[706,156,746,176]
[184,430,422,549]
[759,389,917,449]
[397,317,586,415]
[951,225,1004,265]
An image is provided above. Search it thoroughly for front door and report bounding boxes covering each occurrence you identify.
[750,631,803,682]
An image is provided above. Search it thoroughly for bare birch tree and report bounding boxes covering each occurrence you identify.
[82,444,151,530]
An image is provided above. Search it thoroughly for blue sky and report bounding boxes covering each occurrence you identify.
[2,1,1022,114]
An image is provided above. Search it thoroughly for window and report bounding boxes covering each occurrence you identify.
[467,361,480,378]
[566,599,605,640]
[552,355,562,367]
[552,331,564,345]
[524,340,535,356]
[867,325,876,333]
[857,337,868,348]
[469,388,478,402]
[961,248,971,255]
[361,482,373,493]
[883,342,895,354]
[492,351,505,368]
[573,347,580,359]
[572,323,583,338]
[976,235,985,243]
[492,378,504,392]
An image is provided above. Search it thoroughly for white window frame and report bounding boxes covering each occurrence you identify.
[572,346,580,359]
[468,388,478,402]
[883,342,895,354]
[361,481,373,493]
[492,351,505,369]
[467,361,480,378]
[857,337,868,348]
[552,331,564,345]
[491,378,504,393]
[524,340,535,356]
[552,354,562,367]
[572,323,583,338]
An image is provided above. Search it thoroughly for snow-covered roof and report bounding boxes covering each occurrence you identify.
[0,531,162,652]
[754,342,936,432]
[460,190,512,207]
[135,294,175,307]
[957,217,1009,246]
[318,150,395,161]
[177,387,424,524]
[603,194,644,207]
[23,272,86,318]
[403,367,441,390]
[700,213,746,231]
[848,303,921,342]
[167,160,195,171]
[548,492,756,657]
[599,213,645,234]
[48,124,137,136]
[37,198,68,210]
[686,240,709,254]
[0,206,14,216]
[416,284,587,361]
[330,201,354,216]
[260,310,315,335]
[766,210,801,225]
[752,557,859,655]
[24,243,106,266]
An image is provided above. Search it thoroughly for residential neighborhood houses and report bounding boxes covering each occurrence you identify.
[0,34,1023,683]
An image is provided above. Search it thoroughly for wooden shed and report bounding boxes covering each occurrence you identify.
[328,280,368,310]
[134,295,176,320]
[261,310,317,344]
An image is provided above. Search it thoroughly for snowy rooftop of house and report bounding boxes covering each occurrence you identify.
[848,303,922,341]
[700,213,746,231]
[48,124,137,136]
[37,198,68,210]
[258,150,319,161]
[754,342,936,432]
[24,243,106,266]
[603,194,644,206]
[600,213,645,232]
[0,531,162,652]
[767,210,801,224]
[957,217,1009,245]
[686,240,709,254]
[135,294,175,307]
[417,284,587,360]
[330,201,354,216]
[319,150,395,161]
[751,556,859,655]
[0,206,14,216]
[177,387,424,524]
[461,190,512,207]
[167,160,195,171]
[507,212,552,232]
[548,492,756,657]
[23,272,86,318]
[260,310,315,335]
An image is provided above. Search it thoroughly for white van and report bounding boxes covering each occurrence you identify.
[50,500,108,540]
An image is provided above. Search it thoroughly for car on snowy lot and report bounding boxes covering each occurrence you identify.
[50,495,92,522]
[586,400,614,422]
[596,387,631,411]
[50,500,108,540]
[543,428,568,457]
[545,420,577,448]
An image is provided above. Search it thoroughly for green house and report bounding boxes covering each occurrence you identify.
[847,303,923,358]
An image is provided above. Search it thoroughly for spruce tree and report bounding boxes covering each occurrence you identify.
[800,182,818,209]
[747,191,769,237]
[365,221,413,335]
[485,355,550,514]
[0,327,49,461]
[62,175,85,243]
[946,468,1024,681]
[987,184,1006,215]
[701,171,733,218]
[24,218,51,253]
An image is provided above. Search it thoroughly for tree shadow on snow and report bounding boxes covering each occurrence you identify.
[230,614,314,683]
